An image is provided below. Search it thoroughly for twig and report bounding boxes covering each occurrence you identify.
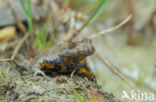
[122,72,156,94]
[8,0,32,57]
[64,17,75,41]
[0,33,29,62]
[96,51,137,91]
[88,15,132,38]
[67,15,132,41]
[11,33,29,60]
[70,69,76,79]
[8,0,27,33]
[63,0,74,11]
[96,50,156,93]
[0,59,12,62]
[67,20,87,41]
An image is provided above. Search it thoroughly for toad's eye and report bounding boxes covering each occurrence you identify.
[68,41,78,49]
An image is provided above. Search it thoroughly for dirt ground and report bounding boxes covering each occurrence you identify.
[0,69,119,102]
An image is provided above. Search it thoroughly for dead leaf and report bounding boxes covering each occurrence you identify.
[0,26,17,42]
[86,88,105,102]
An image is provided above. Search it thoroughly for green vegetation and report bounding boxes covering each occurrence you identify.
[84,0,113,26]
[21,71,29,76]
[64,0,71,6]
[19,0,53,51]
[73,90,95,102]
[0,70,6,77]
[19,0,112,51]
[19,0,33,39]
[71,0,113,37]
[33,20,54,51]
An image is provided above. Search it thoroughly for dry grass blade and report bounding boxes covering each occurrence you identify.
[8,0,32,57]
[88,15,132,38]
[0,59,12,62]
[8,0,27,33]
[0,33,29,62]
[122,72,156,94]
[11,33,29,60]
[96,51,137,91]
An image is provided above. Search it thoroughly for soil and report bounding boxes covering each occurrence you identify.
[0,70,120,102]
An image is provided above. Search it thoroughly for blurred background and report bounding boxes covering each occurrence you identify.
[0,0,156,101]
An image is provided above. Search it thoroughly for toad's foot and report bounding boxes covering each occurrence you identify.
[34,69,46,76]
